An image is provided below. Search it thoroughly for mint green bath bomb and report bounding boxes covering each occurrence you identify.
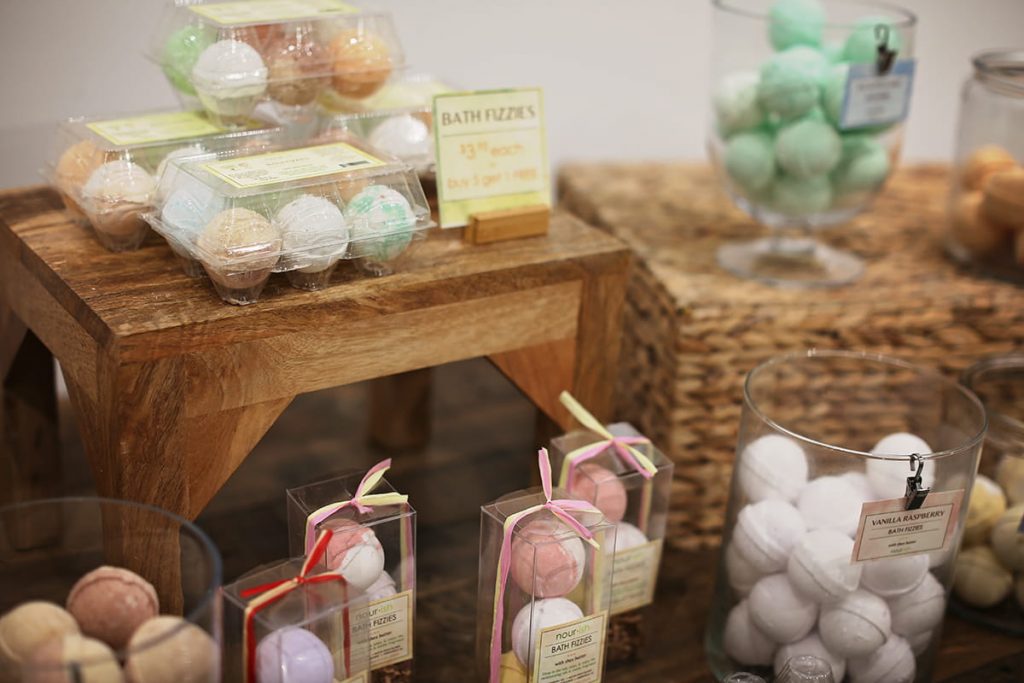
[771,174,833,215]
[842,16,903,64]
[776,119,841,178]
[823,41,845,64]
[758,46,829,121]
[724,131,776,194]
[769,0,826,50]
[713,71,764,136]
[822,63,849,126]
[832,135,890,194]
[162,26,215,96]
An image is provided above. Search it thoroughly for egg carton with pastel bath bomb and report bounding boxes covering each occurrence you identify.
[45,109,280,253]
[145,140,433,304]
[150,1,407,129]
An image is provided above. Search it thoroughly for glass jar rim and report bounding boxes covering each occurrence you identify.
[0,496,222,669]
[972,49,1024,97]
[961,353,1024,442]
[743,350,988,461]
[711,0,917,29]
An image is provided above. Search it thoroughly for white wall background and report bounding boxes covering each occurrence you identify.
[1,0,1022,188]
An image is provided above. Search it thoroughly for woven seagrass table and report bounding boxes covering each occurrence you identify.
[559,163,1024,550]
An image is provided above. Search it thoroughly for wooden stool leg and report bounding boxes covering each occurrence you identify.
[0,305,61,549]
[368,368,433,453]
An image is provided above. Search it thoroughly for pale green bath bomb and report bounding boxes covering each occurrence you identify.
[843,16,903,64]
[769,0,825,50]
[776,118,841,178]
[724,131,776,194]
[822,63,849,126]
[823,41,845,64]
[162,25,215,96]
[832,135,890,194]
[771,174,833,215]
[714,71,764,136]
[758,46,829,121]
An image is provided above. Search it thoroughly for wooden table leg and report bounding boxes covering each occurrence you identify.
[368,369,433,453]
[0,304,61,550]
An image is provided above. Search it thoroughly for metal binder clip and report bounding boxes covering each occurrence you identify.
[905,454,930,510]
[875,24,897,75]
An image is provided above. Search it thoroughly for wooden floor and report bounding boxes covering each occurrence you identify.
[47,358,1024,682]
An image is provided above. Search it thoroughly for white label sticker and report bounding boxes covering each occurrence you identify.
[533,611,607,683]
[851,489,963,563]
[190,0,357,26]
[368,590,413,669]
[610,539,662,615]
[201,142,385,188]
[840,59,915,130]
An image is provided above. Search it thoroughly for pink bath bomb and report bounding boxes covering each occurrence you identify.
[66,566,159,651]
[322,518,386,591]
[568,463,628,522]
[510,518,586,598]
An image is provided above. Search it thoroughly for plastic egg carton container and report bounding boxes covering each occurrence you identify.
[149,0,406,128]
[45,109,280,252]
[144,140,434,305]
[316,73,456,173]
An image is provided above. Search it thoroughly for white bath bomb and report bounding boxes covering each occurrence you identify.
[787,529,861,603]
[996,456,1024,505]
[725,541,763,597]
[274,194,349,271]
[860,554,929,598]
[848,634,916,683]
[191,39,268,98]
[868,433,933,500]
[907,628,933,656]
[368,114,434,160]
[365,570,397,602]
[888,572,945,637]
[713,70,764,136]
[723,599,776,666]
[773,632,846,682]
[83,160,157,206]
[953,545,1013,608]
[819,588,891,658]
[612,521,648,553]
[748,573,818,644]
[990,503,1024,570]
[323,519,386,591]
[798,476,864,537]
[510,598,583,670]
[963,475,1007,546]
[738,434,808,503]
[840,471,876,502]
[733,500,806,573]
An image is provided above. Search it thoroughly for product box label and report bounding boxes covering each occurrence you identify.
[433,88,550,228]
[190,0,357,26]
[840,59,915,130]
[852,489,964,562]
[368,590,413,669]
[610,539,662,615]
[87,111,228,146]
[201,142,385,189]
[533,611,607,683]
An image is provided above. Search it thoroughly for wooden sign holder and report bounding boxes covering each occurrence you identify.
[463,204,551,245]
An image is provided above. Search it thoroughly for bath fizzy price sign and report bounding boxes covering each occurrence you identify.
[852,489,964,562]
[840,59,916,130]
[433,88,550,228]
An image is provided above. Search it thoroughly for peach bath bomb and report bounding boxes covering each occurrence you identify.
[322,517,386,591]
[265,26,329,107]
[197,207,282,289]
[67,566,159,651]
[55,140,111,218]
[329,29,393,98]
[567,463,628,522]
[510,517,586,598]
[0,602,79,674]
[23,634,123,683]
[123,616,218,683]
[510,598,583,670]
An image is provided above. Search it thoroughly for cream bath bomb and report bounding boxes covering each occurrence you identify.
[748,573,818,644]
[818,589,891,658]
[843,17,903,65]
[197,207,281,288]
[867,433,934,499]
[724,131,776,195]
[713,71,764,136]
[726,540,764,597]
[329,29,393,99]
[798,476,863,537]
[0,602,79,673]
[737,434,808,503]
[773,632,845,683]
[848,634,915,683]
[758,46,829,121]
[82,160,157,239]
[274,194,349,272]
[775,119,842,179]
[368,114,434,161]
[67,566,159,651]
[23,634,123,683]
[191,40,268,120]
[787,529,862,603]
[889,571,945,637]
[768,0,826,51]
[510,598,583,670]
[567,463,628,522]
[734,499,806,574]
[123,616,218,683]
[996,456,1024,505]
[265,25,329,107]
[953,545,1013,608]
[55,140,111,215]
[510,517,586,598]
[963,475,1007,546]
[860,554,928,599]
[345,185,417,262]
[771,175,832,215]
[322,518,386,591]
[723,599,776,666]
[990,503,1024,570]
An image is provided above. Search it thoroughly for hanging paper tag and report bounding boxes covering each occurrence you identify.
[839,59,915,130]
[851,489,964,563]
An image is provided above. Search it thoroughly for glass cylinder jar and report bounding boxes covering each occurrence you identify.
[946,50,1024,282]
[0,497,222,681]
[708,0,917,287]
[952,355,1024,634]
[705,351,987,683]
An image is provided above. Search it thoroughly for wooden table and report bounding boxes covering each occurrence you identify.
[0,186,630,605]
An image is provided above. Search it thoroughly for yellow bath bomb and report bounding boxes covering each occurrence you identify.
[329,29,393,98]
[996,456,1024,505]
[961,145,1017,191]
[990,504,1024,571]
[951,191,1011,256]
[0,602,79,674]
[500,650,527,683]
[963,475,1007,546]
[953,545,1013,608]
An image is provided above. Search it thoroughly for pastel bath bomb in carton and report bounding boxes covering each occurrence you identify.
[329,29,393,99]
[197,207,282,295]
[257,627,334,683]
[723,599,776,667]
[81,161,157,249]
[191,39,268,122]
[737,434,808,503]
[748,573,818,644]
[510,598,583,670]
[818,588,891,658]
[510,517,586,598]
[66,566,159,650]
[567,463,628,523]
[733,499,806,574]
[161,25,215,96]
[368,115,434,161]
[345,185,417,263]
[265,26,329,107]
[322,517,386,591]
[275,194,349,274]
